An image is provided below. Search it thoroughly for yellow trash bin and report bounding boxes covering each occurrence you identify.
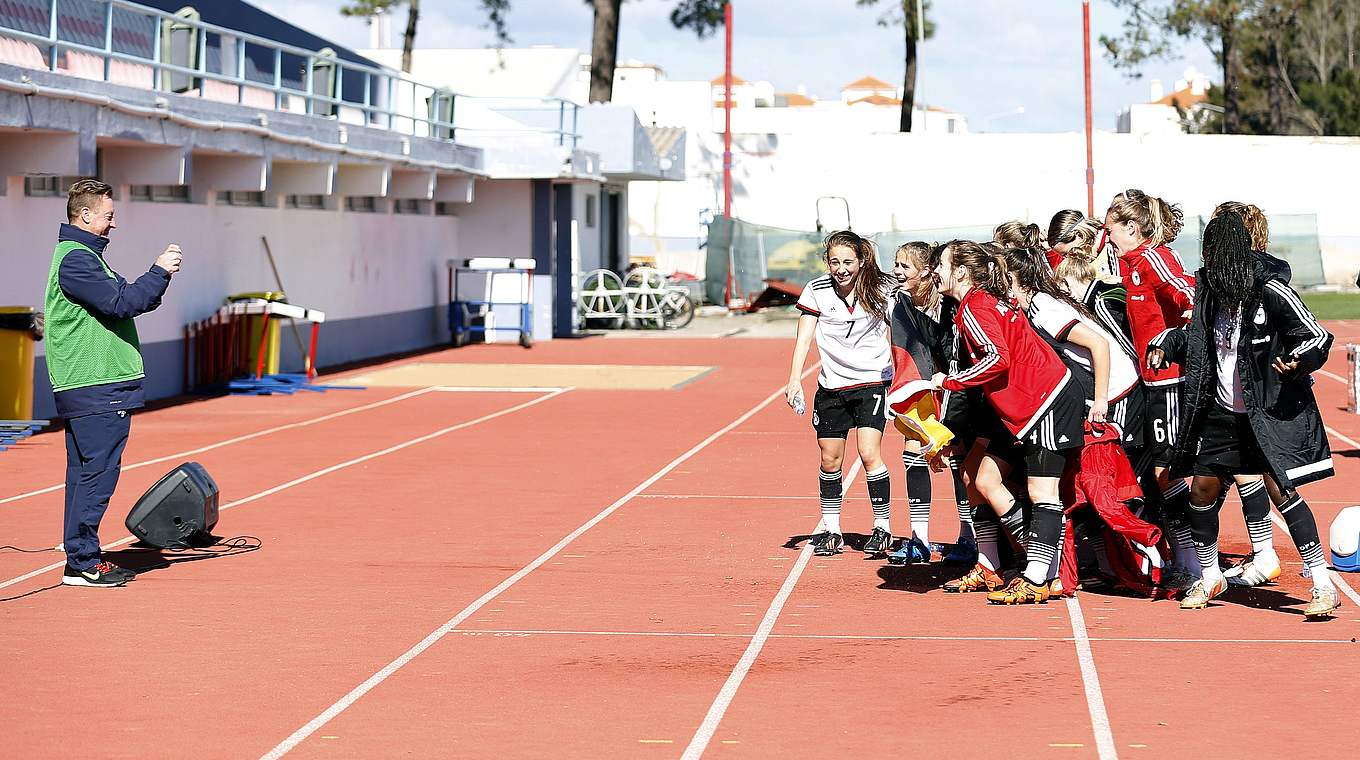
[0,306,41,420]
[228,292,286,377]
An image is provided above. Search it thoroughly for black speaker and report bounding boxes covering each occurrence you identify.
[125,462,220,548]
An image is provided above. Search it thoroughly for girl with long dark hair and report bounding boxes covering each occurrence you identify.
[1147,214,1339,617]
[929,241,1086,604]
[787,231,896,557]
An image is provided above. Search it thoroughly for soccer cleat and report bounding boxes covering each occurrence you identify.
[810,531,845,557]
[61,561,129,588]
[1179,576,1228,609]
[987,576,1051,605]
[1158,565,1199,593]
[943,563,1003,593]
[1048,578,1074,598]
[862,527,893,557]
[886,535,931,565]
[943,536,978,564]
[1303,586,1341,618]
[1224,552,1281,587]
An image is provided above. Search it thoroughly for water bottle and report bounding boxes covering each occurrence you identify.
[792,394,806,416]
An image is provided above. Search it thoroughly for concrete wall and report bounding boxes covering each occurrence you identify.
[0,180,513,417]
[627,131,1360,286]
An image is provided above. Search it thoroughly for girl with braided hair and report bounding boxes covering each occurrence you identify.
[1147,213,1339,617]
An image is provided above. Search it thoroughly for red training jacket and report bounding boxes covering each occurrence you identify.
[1045,248,1064,272]
[941,287,1071,441]
[1118,243,1195,386]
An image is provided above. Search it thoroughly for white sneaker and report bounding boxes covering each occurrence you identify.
[1225,552,1281,587]
[1303,586,1341,618]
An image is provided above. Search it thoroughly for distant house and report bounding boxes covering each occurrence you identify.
[841,75,900,104]
[1118,66,1216,135]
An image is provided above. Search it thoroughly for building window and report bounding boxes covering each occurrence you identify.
[344,196,378,213]
[585,193,597,228]
[434,202,460,217]
[24,176,74,197]
[287,194,326,209]
[216,190,266,207]
[393,198,428,215]
[130,185,190,203]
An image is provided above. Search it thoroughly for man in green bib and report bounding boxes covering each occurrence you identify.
[45,179,182,587]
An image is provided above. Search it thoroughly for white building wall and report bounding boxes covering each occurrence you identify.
[0,179,462,352]
[456,179,533,260]
[627,132,1360,285]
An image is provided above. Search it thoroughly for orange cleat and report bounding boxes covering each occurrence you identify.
[988,577,1051,605]
[943,563,1003,593]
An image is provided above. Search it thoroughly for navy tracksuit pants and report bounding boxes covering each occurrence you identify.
[63,410,130,571]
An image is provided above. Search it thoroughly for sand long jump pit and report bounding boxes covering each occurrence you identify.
[336,362,715,390]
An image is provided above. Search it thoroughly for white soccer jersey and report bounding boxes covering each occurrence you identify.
[1027,292,1140,402]
[796,274,891,390]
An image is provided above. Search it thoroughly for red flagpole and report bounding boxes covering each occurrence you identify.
[1083,0,1095,218]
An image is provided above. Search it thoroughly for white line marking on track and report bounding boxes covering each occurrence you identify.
[1318,369,1347,384]
[430,386,567,393]
[0,386,440,507]
[453,628,1360,645]
[258,367,821,760]
[680,460,863,760]
[0,388,571,593]
[1065,597,1119,760]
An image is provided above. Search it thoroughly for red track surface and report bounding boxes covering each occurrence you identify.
[2,329,1359,759]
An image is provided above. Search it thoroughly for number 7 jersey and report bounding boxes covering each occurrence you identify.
[796,274,892,390]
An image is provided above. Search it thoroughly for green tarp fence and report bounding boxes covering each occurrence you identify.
[704,214,1325,305]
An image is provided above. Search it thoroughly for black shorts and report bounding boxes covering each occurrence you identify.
[1193,403,1269,477]
[1109,385,1146,452]
[812,383,888,439]
[1144,383,1183,467]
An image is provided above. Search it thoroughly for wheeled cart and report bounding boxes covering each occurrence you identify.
[448,258,536,348]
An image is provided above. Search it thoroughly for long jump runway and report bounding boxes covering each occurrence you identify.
[1,332,1358,759]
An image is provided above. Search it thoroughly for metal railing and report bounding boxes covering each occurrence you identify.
[0,0,579,148]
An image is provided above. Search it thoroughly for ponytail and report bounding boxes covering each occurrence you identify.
[1107,189,1183,247]
[993,220,1046,250]
[944,239,1009,301]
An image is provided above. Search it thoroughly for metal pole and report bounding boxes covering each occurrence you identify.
[722,1,733,219]
[722,2,735,307]
[1083,0,1095,218]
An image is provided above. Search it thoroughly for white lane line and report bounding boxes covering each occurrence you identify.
[1318,369,1347,384]
[454,629,1360,645]
[259,368,820,760]
[1065,597,1119,760]
[0,386,440,507]
[0,388,571,593]
[680,460,863,760]
[430,386,567,393]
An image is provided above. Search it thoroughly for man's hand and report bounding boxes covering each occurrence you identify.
[930,372,947,391]
[156,244,183,274]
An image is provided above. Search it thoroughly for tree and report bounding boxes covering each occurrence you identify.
[1101,0,1252,133]
[589,0,728,103]
[340,1,511,73]
[857,0,934,132]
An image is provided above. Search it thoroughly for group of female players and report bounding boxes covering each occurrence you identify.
[786,189,1341,618]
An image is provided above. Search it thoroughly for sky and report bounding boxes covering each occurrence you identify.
[249,0,1217,133]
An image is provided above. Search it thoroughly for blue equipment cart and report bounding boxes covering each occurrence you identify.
[447,257,536,348]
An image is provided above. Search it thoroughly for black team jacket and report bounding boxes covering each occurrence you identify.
[1148,262,1333,489]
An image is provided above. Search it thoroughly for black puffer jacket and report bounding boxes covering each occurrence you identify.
[1149,264,1333,489]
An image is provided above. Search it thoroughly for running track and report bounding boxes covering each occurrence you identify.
[2,328,1359,759]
